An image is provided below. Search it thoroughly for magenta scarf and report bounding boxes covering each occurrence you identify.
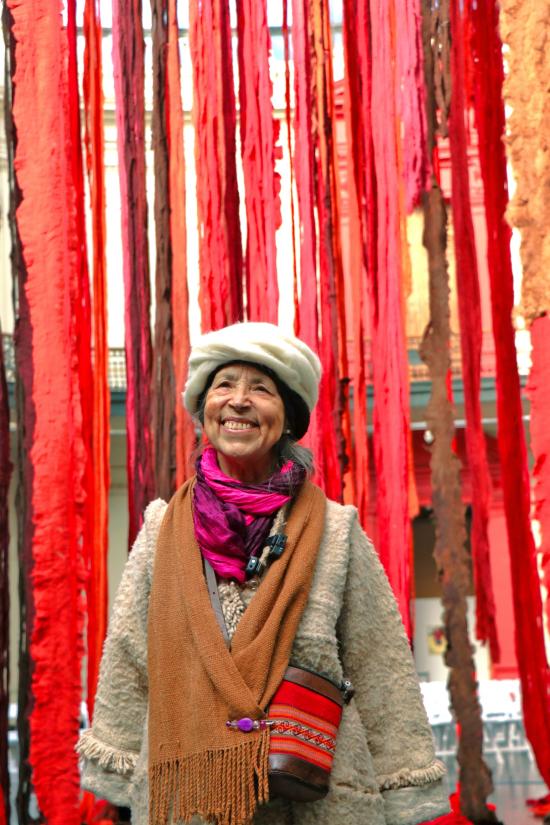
[192,447,306,582]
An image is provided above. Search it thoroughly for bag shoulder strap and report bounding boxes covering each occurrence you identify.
[204,557,231,648]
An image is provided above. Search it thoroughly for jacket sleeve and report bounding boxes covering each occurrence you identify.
[338,514,451,825]
[76,499,167,806]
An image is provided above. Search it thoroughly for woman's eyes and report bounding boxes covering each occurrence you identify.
[213,381,271,394]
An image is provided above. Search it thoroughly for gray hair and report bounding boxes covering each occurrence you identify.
[275,435,314,475]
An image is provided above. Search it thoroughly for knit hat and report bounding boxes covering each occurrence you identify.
[184,322,321,439]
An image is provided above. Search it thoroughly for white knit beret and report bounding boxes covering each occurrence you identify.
[183,322,322,416]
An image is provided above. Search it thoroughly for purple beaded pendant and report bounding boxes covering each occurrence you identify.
[226,717,273,732]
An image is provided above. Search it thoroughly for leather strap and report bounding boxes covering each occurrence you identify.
[204,557,231,648]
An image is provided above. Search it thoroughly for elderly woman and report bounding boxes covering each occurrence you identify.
[78,322,451,825]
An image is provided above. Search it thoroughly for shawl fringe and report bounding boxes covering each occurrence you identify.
[149,729,270,825]
[377,758,446,791]
[76,728,138,775]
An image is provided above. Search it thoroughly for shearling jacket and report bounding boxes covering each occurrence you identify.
[78,497,450,825]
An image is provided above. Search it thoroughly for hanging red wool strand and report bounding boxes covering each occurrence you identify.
[7,1,89,820]
[394,0,429,212]
[189,0,243,332]
[112,0,155,547]
[282,0,300,332]
[68,0,95,706]
[365,0,414,636]
[68,0,94,550]
[236,0,281,323]
[392,0,423,526]
[83,0,111,718]
[448,0,499,663]
[527,316,550,655]
[469,0,550,786]
[167,0,196,486]
[151,0,176,502]
[310,0,346,501]
[290,0,324,485]
[0,326,11,825]
[341,0,371,524]
[291,0,318,349]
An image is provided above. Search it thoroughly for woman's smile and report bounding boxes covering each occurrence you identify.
[220,417,258,432]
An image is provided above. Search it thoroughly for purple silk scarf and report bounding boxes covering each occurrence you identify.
[193,447,306,581]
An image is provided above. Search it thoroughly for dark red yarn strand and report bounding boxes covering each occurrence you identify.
[151,0,176,502]
[291,0,318,349]
[311,0,345,501]
[448,0,499,663]
[236,0,281,323]
[469,0,550,784]
[290,0,324,484]
[3,15,35,817]
[189,0,243,332]
[112,0,155,547]
[0,326,11,825]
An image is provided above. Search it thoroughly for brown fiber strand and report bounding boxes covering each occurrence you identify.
[499,1,550,323]
[420,1,499,820]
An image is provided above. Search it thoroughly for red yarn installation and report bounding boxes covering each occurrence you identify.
[0,326,11,825]
[236,0,281,323]
[365,0,413,635]
[167,0,195,486]
[342,0,370,522]
[448,0,499,662]
[189,0,243,332]
[8,1,88,820]
[83,0,110,717]
[527,316,550,699]
[112,0,155,547]
[469,0,550,784]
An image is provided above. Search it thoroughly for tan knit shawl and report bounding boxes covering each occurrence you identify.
[148,478,327,825]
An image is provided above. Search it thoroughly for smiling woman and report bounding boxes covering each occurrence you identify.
[77,322,451,825]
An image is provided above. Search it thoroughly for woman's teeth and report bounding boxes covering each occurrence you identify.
[223,420,255,430]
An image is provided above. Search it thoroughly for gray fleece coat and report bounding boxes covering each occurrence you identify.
[78,498,450,825]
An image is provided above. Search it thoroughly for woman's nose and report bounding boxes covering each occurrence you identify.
[228,383,251,406]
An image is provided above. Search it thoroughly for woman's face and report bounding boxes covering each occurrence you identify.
[203,363,286,482]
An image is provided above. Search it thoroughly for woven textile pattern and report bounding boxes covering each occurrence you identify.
[268,680,342,773]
